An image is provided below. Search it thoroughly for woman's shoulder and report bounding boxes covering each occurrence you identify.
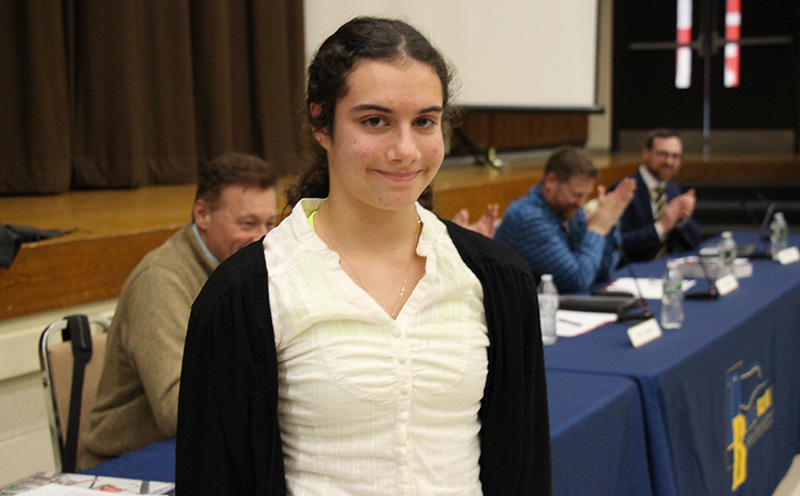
[193,239,268,309]
[443,219,532,275]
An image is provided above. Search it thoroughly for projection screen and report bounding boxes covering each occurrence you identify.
[304,0,600,110]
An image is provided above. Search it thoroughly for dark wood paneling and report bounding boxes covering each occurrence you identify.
[454,110,588,151]
[676,155,800,182]
[0,230,176,318]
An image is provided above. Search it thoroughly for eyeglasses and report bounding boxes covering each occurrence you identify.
[653,150,682,160]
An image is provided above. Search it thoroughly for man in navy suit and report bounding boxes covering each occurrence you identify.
[618,129,701,262]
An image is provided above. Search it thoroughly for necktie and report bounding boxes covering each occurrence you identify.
[653,186,668,258]
[653,186,667,220]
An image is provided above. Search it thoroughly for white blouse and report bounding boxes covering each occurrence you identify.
[263,199,489,496]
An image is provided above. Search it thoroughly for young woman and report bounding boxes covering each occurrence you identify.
[176,17,551,496]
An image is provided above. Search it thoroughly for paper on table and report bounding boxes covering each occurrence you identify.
[11,485,97,495]
[0,472,174,496]
[556,309,618,337]
[604,277,696,300]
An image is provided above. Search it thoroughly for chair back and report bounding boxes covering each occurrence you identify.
[39,314,110,473]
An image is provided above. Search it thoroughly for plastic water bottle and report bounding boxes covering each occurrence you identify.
[717,231,737,273]
[537,274,559,345]
[770,212,788,260]
[661,261,684,329]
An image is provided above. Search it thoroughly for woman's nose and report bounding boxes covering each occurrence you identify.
[387,126,421,163]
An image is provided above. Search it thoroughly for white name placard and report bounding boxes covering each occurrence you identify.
[628,318,663,348]
[715,273,739,296]
[777,246,800,265]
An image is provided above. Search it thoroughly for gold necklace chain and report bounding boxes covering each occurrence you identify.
[319,213,422,319]
[389,216,423,318]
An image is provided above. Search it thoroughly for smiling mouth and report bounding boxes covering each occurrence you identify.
[376,170,423,182]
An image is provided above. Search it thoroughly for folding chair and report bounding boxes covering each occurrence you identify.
[39,314,111,473]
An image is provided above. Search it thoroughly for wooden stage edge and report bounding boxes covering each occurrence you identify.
[2,152,799,321]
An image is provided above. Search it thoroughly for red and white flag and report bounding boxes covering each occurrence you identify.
[675,0,693,88]
[724,0,741,87]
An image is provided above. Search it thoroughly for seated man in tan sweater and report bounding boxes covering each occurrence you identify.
[78,152,278,469]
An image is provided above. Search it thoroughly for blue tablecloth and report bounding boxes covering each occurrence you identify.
[85,371,653,496]
[82,437,175,484]
[547,370,652,496]
[545,234,800,496]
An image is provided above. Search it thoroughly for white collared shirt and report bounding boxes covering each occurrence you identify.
[191,222,220,266]
[639,165,667,241]
[263,199,488,496]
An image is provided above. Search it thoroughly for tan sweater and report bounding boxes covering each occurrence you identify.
[78,223,216,470]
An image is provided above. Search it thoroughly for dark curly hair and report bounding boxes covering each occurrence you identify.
[285,17,457,209]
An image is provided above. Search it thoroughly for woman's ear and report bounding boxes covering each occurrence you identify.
[309,103,331,150]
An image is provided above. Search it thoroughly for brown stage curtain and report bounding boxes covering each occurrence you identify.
[0,0,305,194]
[0,1,72,193]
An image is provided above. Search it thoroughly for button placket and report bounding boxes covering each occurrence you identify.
[390,321,414,487]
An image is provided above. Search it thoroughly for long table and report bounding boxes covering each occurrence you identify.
[82,437,175,485]
[84,235,800,495]
[84,370,653,496]
[546,370,652,496]
[545,234,800,496]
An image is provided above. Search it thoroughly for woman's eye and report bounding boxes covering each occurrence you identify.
[363,117,384,127]
[415,117,436,128]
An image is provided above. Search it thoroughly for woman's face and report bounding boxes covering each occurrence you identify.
[313,58,445,214]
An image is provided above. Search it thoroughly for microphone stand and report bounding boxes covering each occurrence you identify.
[612,238,654,322]
[678,226,720,300]
[683,255,720,300]
[749,202,777,259]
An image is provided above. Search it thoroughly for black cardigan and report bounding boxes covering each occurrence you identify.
[176,221,552,495]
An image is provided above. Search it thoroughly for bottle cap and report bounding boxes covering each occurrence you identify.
[541,274,553,282]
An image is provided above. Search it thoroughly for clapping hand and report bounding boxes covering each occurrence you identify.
[659,188,696,232]
[452,203,500,238]
[586,178,636,236]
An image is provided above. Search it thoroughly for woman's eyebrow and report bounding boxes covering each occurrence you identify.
[349,104,443,114]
